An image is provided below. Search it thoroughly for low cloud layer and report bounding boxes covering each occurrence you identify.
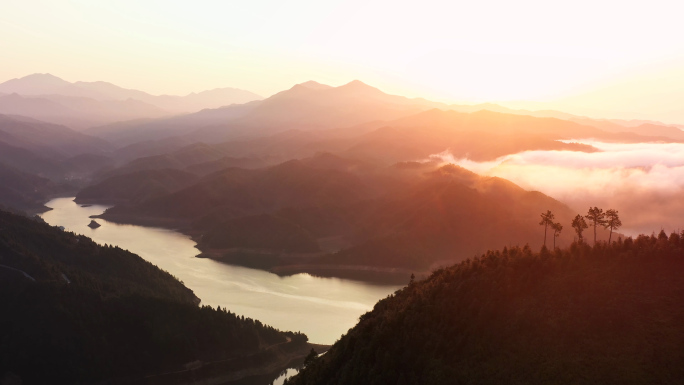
[430,141,684,236]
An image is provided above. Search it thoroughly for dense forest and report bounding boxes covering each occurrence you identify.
[288,233,684,384]
[0,209,307,384]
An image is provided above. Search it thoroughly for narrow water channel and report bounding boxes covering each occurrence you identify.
[40,197,401,346]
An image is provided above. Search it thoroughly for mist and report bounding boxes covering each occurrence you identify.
[430,141,684,236]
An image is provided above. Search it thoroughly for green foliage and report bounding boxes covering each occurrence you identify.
[289,234,684,385]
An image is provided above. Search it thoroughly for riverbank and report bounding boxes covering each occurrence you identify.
[128,341,329,385]
[95,209,423,285]
[41,197,401,345]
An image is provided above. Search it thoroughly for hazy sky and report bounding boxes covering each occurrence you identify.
[2,0,684,121]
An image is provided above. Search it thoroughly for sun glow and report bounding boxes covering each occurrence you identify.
[2,0,684,122]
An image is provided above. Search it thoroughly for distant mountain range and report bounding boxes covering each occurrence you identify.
[83,78,684,148]
[0,73,263,129]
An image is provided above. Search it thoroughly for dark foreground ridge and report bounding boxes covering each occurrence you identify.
[0,210,321,384]
[288,233,684,385]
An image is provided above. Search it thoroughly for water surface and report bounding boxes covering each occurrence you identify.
[40,197,400,344]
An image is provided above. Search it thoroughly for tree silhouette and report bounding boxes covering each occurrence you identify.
[604,209,622,243]
[552,222,563,249]
[304,348,318,365]
[585,207,606,245]
[539,210,555,247]
[571,214,588,243]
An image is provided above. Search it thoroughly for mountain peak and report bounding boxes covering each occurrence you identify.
[296,81,332,90]
[339,80,375,90]
[11,73,70,87]
[0,73,71,95]
[21,73,65,81]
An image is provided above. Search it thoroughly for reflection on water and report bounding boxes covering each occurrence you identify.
[272,368,299,384]
[40,197,400,344]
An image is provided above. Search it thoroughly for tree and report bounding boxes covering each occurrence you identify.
[604,209,622,243]
[571,214,588,242]
[304,348,318,365]
[552,222,563,249]
[539,210,555,247]
[585,207,606,245]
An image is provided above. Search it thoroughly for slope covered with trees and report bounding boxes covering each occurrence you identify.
[0,210,308,384]
[289,233,684,384]
[75,168,199,204]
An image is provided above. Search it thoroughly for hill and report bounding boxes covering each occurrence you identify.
[75,168,199,204]
[0,114,111,158]
[341,109,676,164]
[289,233,684,384]
[96,160,593,277]
[100,159,374,226]
[0,163,61,212]
[0,209,315,384]
[0,93,168,129]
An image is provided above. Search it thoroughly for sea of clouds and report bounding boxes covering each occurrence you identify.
[430,141,684,236]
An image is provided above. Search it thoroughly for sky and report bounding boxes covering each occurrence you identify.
[2,0,684,122]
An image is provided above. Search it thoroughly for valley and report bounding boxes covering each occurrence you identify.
[1,68,683,384]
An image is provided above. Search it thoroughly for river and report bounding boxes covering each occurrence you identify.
[40,197,401,346]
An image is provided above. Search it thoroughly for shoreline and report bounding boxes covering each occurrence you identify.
[119,341,330,385]
[89,208,425,284]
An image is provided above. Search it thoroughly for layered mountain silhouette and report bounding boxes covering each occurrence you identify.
[85,80,442,145]
[93,157,592,273]
[0,73,263,129]
[0,114,110,157]
[0,163,61,212]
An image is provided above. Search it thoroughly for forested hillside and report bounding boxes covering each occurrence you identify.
[289,233,684,384]
[0,210,307,384]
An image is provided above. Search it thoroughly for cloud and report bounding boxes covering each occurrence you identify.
[429,141,684,236]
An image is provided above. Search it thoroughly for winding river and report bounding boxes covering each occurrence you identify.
[40,197,400,345]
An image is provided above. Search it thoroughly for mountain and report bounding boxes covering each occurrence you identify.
[341,109,679,164]
[99,159,374,226]
[98,142,239,179]
[0,140,66,180]
[86,101,260,145]
[0,73,262,114]
[75,168,199,204]
[97,107,683,181]
[0,93,168,129]
[315,164,576,270]
[289,235,684,384]
[85,80,440,145]
[0,163,61,212]
[82,78,684,148]
[0,114,112,158]
[93,159,592,276]
[186,156,270,176]
[0,209,316,384]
